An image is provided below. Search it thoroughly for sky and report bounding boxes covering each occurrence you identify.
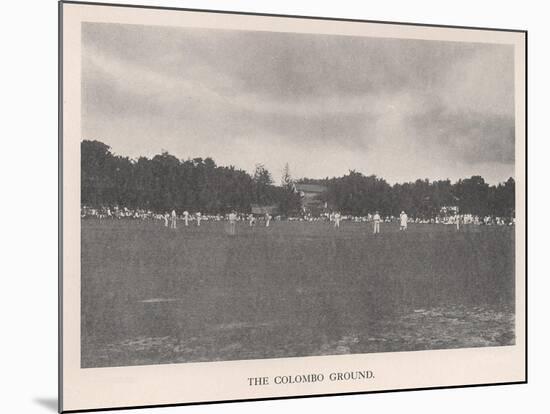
[82,22,515,185]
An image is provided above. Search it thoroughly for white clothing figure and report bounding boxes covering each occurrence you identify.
[373,212,381,234]
[265,213,272,227]
[400,211,408,231]
[170,209,177,229]
[228,212,237,235]
[248,214,256,227]
[163,213,169,227]
[183,210,189,227]
[196,212,202,227]
[334,212,341,228]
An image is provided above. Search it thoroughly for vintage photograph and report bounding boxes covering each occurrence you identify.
[80,21,516,369]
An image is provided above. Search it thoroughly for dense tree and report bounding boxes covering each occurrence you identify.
[278,163,302,216]
[488,177,515,218]
[82,140,258,213]
[281,163,292,188]
[81,140,515,218]
[252,163,276,206]
[299,172,514,218]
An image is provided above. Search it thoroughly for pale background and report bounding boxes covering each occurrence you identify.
[0,0,546,413]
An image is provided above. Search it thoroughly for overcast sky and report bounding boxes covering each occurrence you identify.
[82,23,515,185]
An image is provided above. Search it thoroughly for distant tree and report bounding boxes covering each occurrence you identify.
[281,163,293,189]
[251,163,274,206]
[81,140,116,207]
[81,140,515,219]
[322,171,392,216]
[278,163,301,216]
[489,177,515,218]
[253,163,273,186]
[453,176,490,216]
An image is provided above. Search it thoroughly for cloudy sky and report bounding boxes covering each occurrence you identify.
[82,23,515,184]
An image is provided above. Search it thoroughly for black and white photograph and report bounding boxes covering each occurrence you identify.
[81,21,517,368]
[9,0,550,412]
[58,1,526,411]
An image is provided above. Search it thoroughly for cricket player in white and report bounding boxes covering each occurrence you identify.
[163,213,169,227]
[228,211,237,235]
[334,212,341,228]
[265,213,272,227]
[183,210,189,226]
[248,213,256,227]
[373,211,381,234]
[196,212,202,226]
[170,209,177,229]
[400,211,408,231]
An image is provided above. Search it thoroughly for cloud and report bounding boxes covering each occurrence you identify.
[409,105,515,164]
[81,22,516,184]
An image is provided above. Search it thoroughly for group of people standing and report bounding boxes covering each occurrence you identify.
[160,208,465,235]
[229,211,271,235]
[330,210,408,234]
[163,210,273,234]
[247,213,272,227]
[163,210,202,229]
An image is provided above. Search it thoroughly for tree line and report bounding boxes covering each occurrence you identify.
[298,172,514,218]
[82,140,514,218]
[81,140,301,215]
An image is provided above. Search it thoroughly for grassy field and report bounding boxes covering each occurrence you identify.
[81,219,515,368]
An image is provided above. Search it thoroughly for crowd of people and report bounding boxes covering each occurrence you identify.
[81,205,515,234]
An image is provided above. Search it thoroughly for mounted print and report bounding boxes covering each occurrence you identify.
[59,1,527,412]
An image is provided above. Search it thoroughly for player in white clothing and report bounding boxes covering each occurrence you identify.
[170,209,177,229]
[228,211,237,235]
[248,213,256,227]
[334,212,341,228]
[373,211,381,234]
[399,211,408,231]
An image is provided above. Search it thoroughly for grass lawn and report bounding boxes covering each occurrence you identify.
[81,219,515,368]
